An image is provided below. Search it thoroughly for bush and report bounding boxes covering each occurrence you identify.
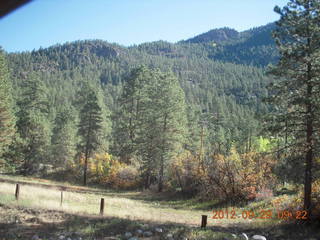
[113,165,140,189]
[205,148,277,202]
[169,151,200,195]
[255,187,274,201]
[85,152,139,189]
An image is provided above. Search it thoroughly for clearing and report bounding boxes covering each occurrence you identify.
[0,175,318,240]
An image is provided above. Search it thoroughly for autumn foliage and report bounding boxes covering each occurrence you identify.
[170,148,276,201]
[79,153,140,189]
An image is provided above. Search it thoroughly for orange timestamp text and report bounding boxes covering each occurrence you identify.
[212,209,308,220]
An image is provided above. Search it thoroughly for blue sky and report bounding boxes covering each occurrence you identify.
[0,0,288,52]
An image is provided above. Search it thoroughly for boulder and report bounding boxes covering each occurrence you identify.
[241,233,249,240]
[143,231,153,237]
[155,228,163,233]
[125,232,133,239]
[32,235,40,240]
[252,235,267,240]
[128,237,139,240]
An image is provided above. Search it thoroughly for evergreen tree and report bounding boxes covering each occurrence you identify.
[267,0,320,217]
[136,69,187,191]
[76,82,104,186]
[51,104,76,168]
[0,51,16,166]
[16,73,51,174]
[154,71,187,191]
[112,66,151,163]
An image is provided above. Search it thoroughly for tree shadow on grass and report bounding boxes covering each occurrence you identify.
[0,205,319,240]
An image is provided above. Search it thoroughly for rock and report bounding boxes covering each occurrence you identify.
[135,229,143,236]
[66,238,72,240]
[125,232,133,239]
[143,231,153,237]
[32,235,40,240]
[142,238,159,240]
[232,234,237,238]
[155,228,163,233]
[252,235,266,240]
[59,236,65,240]
[103,237,120,240]
[31,234,39,240]
[166,233,174,240]
[241,233,249,240]
[141,224,149,230]
[128,238,139,240]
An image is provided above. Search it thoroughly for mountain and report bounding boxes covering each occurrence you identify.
[180,23,278,66]
[4,23,277,157]
[183,27,240,44]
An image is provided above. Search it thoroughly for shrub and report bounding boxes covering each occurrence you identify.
[169,150,200,195]
[113,165,140,189]
[255,187,274,201]
[85,152,139,189]
[205,148,277,202]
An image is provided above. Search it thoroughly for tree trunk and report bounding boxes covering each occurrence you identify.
[175,169,184,192]
[145,173,150,189]
[83,151,88,186]
[83,112,92,186]
[304,78,313,218]
[158,164,164,192]
[158,115,167,192]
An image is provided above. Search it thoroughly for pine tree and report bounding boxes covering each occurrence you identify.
[51,104,76,168]
[153,71,187,191]
[112,66,151,163]
[267,0,320,218]
[76,82,104,186]
[136,69,187,191]
[114,66,187,190]
[0,50,16,165]
[16,73,51,174]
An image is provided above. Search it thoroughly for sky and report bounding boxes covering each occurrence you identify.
[0,0,288,53]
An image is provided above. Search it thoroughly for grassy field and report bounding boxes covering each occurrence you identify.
[0,175,319,240]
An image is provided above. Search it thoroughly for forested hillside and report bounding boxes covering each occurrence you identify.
[0,23,274,193]
[2,2,320,239]
[182,23,278,66]
[1,10,320,222]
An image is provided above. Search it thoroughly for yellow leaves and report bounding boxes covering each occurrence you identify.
[209,149,276,201]
[169,150,200,192]
[312,179,320,193]
[80,152,139,189]
[229,146,241,166]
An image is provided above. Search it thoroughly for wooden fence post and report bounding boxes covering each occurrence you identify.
[15,184,20,200]
[201,215,207,228]
[100,198,104,215]
[60,191,63,206]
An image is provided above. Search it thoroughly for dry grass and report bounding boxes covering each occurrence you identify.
[0,181,281,228]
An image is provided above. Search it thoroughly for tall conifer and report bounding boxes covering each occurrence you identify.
[267,0,320,217]
[0,51,15,163]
